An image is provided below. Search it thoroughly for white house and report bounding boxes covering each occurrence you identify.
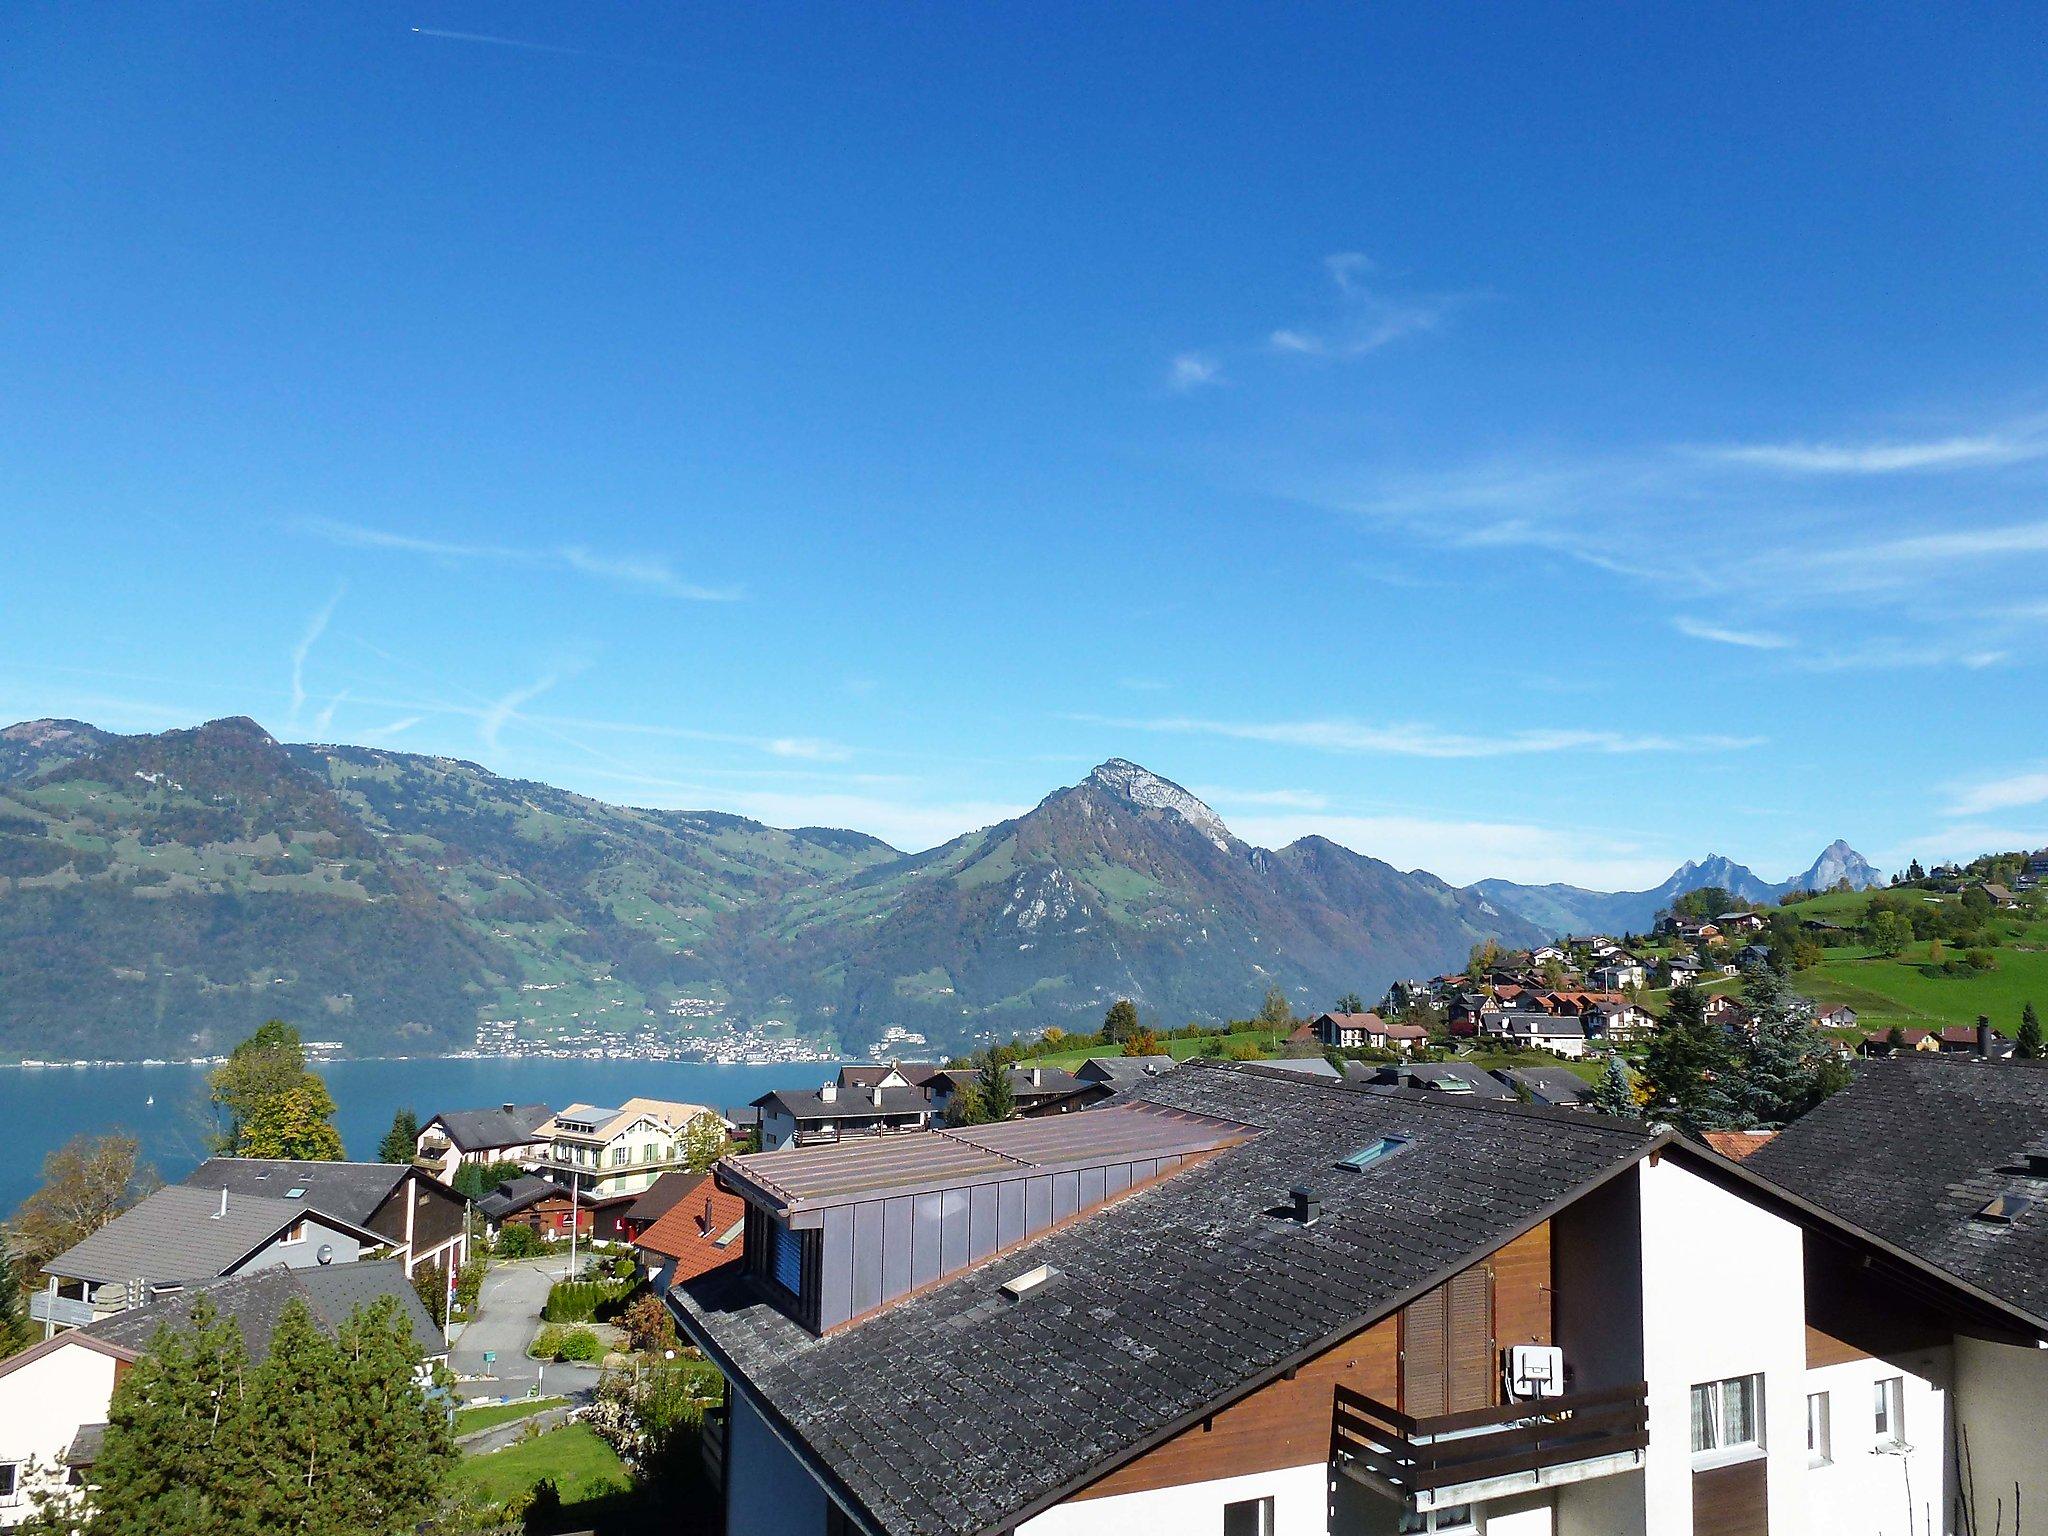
[673,1059,2046,1536]
[1590,958,1647,992]
[541,1098,720,1201]
[414,1101,555,1182]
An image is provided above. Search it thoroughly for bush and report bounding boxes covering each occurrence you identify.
[495,1224,546,1259]
[621,1290,679,1353]
[543,1278,635,1323]
[530,1323,605,1362]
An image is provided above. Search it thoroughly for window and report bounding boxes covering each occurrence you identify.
[1223,1496,1274,1536]
[282,1221,307,1244]
[0,1463,19,1504]
[641,1143,659,1165]
[610,1146,629,1168]
[1874,1377,1905,1444]
[1690,1374,1764,1459]
[1806,1392,1832,1466]
[771,1221,804,1296]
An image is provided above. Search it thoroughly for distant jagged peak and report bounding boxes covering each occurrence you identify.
[1082,758,1234,851]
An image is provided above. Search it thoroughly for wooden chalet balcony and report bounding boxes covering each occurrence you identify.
[1332,1381,1648,1510]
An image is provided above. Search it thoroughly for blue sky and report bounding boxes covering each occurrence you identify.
[6,3,2048,885]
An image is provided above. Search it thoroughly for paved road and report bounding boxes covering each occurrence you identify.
[449,1256,603,1397]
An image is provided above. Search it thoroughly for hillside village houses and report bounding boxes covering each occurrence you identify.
[672,1056,2048,1536]
[412,1101,555,1183]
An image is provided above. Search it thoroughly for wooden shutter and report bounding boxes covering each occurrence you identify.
[1401,1287,1450,1417]
[1446,1265,1496,1412]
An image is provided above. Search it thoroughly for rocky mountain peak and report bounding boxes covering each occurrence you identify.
[1082,759,1234,851]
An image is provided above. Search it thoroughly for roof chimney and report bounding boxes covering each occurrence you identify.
[1290,1187,1322,1226]
[820,1081,838,1104]
[1978,1015,1995,1058]
[215,1188,228,1220]
[1030,1067,1042,1087]
[700,1194,714,1235]
[871,1086,883,1107]
[502,1102,516,1114]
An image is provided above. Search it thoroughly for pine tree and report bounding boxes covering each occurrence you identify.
[376,1108,419,1165]
[239,1300,352,1536]
[84,1299,252,1536]
[1641,983,1741,1134]
[976,1052,1016,1122]
[2018,1002,2044,1060]
[1588,1056,1638,1119]
[332,1295,453,1532]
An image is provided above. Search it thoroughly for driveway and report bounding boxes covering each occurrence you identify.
[449,1255,604,1397]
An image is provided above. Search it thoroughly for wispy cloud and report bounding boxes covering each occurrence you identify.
[357,715,422,743]
[410,27,594,58]
[311,689,348,736]
[1265,251,1458,359]
[479,669,569,754]
[295,517,739,600]
[1672,617,1793,651]
[1704,425,2048,474]
[1076,713,1761,760]
[1167,353,1224,392]
[288,586,344,728]
[1195,786,1330,811]
[1945,765,2048,818]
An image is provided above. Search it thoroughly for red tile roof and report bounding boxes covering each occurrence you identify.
[634,1173,748,1283]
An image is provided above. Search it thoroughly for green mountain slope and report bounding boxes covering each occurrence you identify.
[0,724,1542,1059]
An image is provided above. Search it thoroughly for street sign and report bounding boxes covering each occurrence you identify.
[482,1350,497,1364]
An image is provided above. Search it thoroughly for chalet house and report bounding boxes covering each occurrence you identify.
[413,1102,554,1183]
[1529,946,1569,968]
[1590,958,1647,992]
[178,1157,469,1278]
[1811,1004,1858,1031]
[672,1060,2048,1536]
[1383,980,1434,1014]
[631,1172,746,1292]
[927,1066,1090,1123]
[617,1170,702,1246]
[1663,955,1705,987]
[1701,993,1750,1028]
[1583,1001,1656,1044]
[2018,848,2048,890]
[838,1063,947,1093]
[755,1083,940,1152]
[476,1174,590,1242]
[1365,1062,1516,1100]
[1715,912,1767,936]
[1860,1024,2010,1058]
[1445,993,1490,1037]
[1749,1055,2048,1531]
[542,1098,721,1202]
[0,1260,442,1527]
[1313,1011,1386,1049]
[34,1183,386,1337]
[1979,881,2018,908]
[1481,1004,1589,1059]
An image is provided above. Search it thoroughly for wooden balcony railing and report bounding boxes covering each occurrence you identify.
[1332,1381,1648,1499]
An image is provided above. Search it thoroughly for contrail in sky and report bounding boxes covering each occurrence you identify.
[410,27,596,58]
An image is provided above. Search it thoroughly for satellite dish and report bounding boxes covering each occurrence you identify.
[316,1244,335,1266]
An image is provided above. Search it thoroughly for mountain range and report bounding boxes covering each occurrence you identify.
[1468,839,1884,937]
[0,716,1876,1060]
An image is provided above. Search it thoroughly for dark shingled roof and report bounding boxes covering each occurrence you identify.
[1748,1056,2048,1326]
[182,1157,411,1228]
[478,1174,569,1221]
[83,1257,443,1360]
[624,1170,703,1226]
[47,1184,356,1287]
[1072,1055,1177,1087]
[1495,1066,1592,1106]
[427,1103,554,1152]
[673,1061,1656,1536]
[755,1085,936,1122]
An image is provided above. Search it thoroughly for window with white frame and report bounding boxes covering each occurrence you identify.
[0,1463,20,1505]
[1874,1376,1905,1444]
[1806,1391,1832,1466]
[1222,1496,1274,1536]
[1690,1374,1764,1459]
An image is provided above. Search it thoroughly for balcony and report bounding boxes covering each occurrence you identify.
[30,1292,100,1329]
[1331,1381,1648,1511]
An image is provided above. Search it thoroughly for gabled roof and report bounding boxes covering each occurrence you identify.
[46,1184,381,1287]
[551,1097,715,1139]
[424,1103,554,1151]
[477,1174,576,1221]
[673,1063,1660,1536]
[635,1173,748,1280]
[623,1169,704,1226]
[81,1256,443,1360]
[755,1084,936,1121]
[1073,1055,1177,1087]
[1375,1062,1517,1100]
[1748,1057,2048,1326]
[182,1157,421,1228]
[1495,1066,1590,1105]
[1314,1010,1384,1030]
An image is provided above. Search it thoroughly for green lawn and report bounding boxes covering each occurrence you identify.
[1466,1050,1606,1084]
[1027,1030,1288,1069]
[455,1395,568,1435]
[455,1424,627,1509]
[1798,943,2048,1032]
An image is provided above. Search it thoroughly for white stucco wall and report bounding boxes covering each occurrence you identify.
[726,1388,833,1536]
[1022,1461,1328,1536]
[1803,1349,1949,1536]
[0,1342,120,1526]
[1636,1156,1809,1536]
[230,1216,363,1275]
[1952,1335,2048,1536]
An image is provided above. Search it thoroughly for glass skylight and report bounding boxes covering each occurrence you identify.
[1339,1136,1412,1171]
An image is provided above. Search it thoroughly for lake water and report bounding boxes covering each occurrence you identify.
[0,1058,844,1217]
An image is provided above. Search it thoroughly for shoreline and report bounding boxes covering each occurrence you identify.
[1,1051,850,1071]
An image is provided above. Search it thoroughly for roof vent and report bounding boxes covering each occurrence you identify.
[871,1086,883,1107]
[1290,1187,1322,1226]
[1000,1264,1057,1301]
[1974,1191,2034,1225]
[2024,1145,2048,1178]
[820,1082,838,1104]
